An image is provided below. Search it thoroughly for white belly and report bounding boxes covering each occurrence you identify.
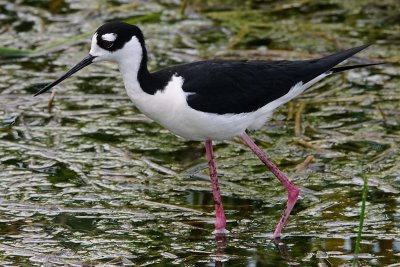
[125,75,254,140]
[156,109,255,141]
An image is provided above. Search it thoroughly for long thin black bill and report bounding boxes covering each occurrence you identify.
[34,54,96,97]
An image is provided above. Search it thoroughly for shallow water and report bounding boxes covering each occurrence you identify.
[0,0,399,266]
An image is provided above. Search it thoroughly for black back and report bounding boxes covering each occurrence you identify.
[147,45,370,114]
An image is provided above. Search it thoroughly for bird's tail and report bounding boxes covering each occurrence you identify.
[331,62,384,74]
[318,44,384,74]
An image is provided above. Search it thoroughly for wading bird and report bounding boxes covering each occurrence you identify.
[35,22,380,238]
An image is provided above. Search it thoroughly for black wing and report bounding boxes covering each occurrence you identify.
[151,45,371,114]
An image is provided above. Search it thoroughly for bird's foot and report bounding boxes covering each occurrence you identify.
[256,232,285,240]
[213,228,230,235]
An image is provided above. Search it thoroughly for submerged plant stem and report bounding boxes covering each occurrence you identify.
[352,171,368,266]
[295,102,306,136]
[179,0,189,17]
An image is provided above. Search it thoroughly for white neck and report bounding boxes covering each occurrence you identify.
[115,38,146,105]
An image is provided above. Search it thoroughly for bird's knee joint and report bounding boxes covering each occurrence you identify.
[288,186,300,200]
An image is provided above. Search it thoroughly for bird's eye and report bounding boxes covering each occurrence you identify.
[103,40,114,49]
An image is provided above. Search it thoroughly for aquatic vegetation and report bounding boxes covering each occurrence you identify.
[0,0,399,265]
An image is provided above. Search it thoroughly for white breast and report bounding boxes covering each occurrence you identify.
[123,74,255,140]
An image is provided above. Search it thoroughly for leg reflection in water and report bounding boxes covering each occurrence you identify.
[214,233,228,267]
[273,237,300,267]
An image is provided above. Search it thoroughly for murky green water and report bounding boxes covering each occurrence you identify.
[0,0,399,266]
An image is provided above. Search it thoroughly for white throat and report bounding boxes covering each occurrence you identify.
[116,37,143,81]
[113,37,145,105]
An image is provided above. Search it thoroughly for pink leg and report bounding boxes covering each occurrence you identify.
[205,140,227,233]
[241,132,300,238]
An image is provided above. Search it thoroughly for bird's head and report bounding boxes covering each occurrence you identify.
[90,21,145,63]
[34,21,145,96]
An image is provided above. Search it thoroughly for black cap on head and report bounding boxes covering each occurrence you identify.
[96,21,145,52]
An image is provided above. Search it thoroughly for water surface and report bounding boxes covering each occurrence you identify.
[0,0,399,266]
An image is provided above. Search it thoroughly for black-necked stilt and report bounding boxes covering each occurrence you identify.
[34,21,381,238]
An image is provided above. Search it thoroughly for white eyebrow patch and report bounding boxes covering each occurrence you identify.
[101,33,117,42]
